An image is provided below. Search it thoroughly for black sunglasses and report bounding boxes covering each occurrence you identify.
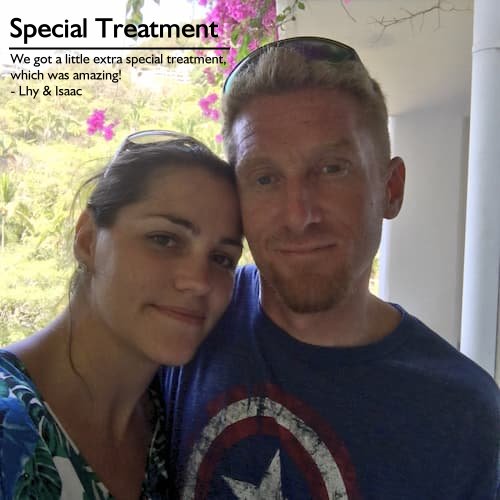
[223,36,362,94]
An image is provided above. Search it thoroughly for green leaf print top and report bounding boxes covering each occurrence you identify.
[0,350,169,499]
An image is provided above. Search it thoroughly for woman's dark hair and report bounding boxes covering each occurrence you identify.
[83,137,236,228]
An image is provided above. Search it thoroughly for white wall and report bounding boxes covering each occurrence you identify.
[381,108,469,347]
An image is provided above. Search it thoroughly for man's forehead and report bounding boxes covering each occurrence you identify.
[232,88,360,132]
[231,92,362,158]
[238,87,357,111]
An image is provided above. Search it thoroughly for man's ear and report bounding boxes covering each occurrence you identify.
[383,156,406,220]
[74,209,97,272]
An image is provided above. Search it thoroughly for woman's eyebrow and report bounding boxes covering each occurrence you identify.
[220,237,244,249]
[147,214,243,248]
[146,213,200,235]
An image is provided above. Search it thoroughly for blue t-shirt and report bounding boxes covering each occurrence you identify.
[164,265,499,499]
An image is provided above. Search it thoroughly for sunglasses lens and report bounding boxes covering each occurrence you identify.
[291,39,357,62]
[127,131,183,146]
[105,130,193,177]
[223,37,359,93]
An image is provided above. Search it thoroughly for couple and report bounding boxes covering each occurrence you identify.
[1,37,498,499]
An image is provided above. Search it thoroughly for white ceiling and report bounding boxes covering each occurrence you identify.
[279,0,474,116]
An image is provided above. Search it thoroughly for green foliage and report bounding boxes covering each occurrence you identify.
[1,173,22,250]
[0,134,18,165]
[0,243,69,346]
[0,51,226,344]
[126,0,161,25]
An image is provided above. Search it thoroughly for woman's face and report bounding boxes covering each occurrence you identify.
[82,165,242,366]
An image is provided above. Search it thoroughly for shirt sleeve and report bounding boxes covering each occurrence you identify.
[0,396,41,498]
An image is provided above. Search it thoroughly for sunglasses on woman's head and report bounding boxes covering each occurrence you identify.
[105,130,205,177]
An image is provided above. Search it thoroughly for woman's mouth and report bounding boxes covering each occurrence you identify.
[151,305,206,326]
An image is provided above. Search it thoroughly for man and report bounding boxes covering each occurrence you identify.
[165,37,499,499]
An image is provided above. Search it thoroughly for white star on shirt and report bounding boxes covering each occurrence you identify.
[222,450,287,499]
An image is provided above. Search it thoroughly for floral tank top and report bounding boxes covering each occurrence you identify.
[0,350,169,499]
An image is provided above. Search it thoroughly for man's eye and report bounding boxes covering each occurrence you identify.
[212,253,236,270]
[149,234,176,247]
[256,175,274,186]
[321,164,343,175]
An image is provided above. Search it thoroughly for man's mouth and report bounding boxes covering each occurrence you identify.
[275,242,336,255]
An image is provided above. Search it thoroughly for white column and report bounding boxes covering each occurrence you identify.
[460,0,500,377]
[382,108,468,349]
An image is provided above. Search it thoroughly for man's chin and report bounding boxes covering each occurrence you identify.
[261,264,351,314]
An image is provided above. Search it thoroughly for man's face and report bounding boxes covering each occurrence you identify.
[232,88,400,313]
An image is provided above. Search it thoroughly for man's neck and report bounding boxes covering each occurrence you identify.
[260,280,401,348]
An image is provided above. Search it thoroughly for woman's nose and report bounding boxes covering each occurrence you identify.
[173,258,212,296]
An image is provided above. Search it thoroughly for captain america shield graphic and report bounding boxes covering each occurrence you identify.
[181,384,362,499]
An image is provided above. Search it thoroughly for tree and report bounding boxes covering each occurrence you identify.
[0,173,18,251]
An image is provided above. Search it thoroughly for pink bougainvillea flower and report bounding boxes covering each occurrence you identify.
[86,109,118,141]
[203,67,216,85]
[209,108,220,121]
[198,93,220,121]
[86,109,106,135]
[199,99,209,112]
[226,0,258,22]
[262,1,276,29]
[102,122,118,141]
[224,47,238,75]
[207,93,218,104]
[248,39,260,52]
[197,0,285,118]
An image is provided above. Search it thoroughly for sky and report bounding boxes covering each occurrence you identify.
[1,0,207,64]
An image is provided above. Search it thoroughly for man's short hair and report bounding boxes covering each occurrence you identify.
[222,46,390,166]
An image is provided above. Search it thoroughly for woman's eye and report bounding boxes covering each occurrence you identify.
[212,253,236,270]
[149,234,176,247]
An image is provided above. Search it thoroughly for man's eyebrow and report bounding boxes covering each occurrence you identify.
[237,141,355,169]
[311,139,354,155]
[236,155,274,171]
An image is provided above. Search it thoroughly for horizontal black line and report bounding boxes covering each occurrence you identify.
[9,46,230,51]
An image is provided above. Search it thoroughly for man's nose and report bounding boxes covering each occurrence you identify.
[173,258,212,296]
[283,180,322,233]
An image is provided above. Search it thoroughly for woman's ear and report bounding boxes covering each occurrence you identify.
[74,209,97,272]
[383,156,406,220]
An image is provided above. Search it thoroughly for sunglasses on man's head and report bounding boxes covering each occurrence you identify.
[223,36,362,94]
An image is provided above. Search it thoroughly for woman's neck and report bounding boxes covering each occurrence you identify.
[7,302,158,441]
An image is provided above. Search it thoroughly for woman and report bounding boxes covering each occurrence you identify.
[0,131,243,499]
